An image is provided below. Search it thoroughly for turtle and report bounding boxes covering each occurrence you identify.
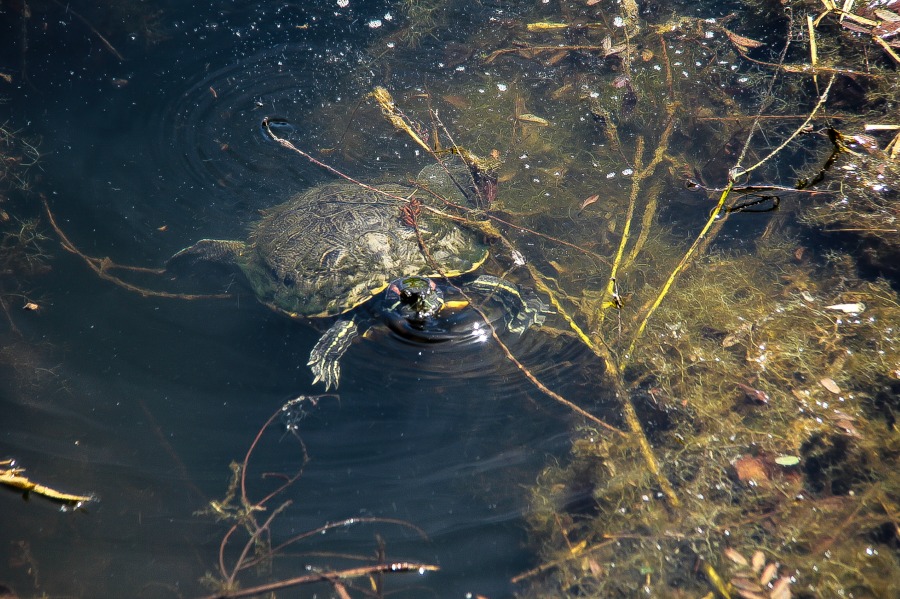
[168,157,550,389]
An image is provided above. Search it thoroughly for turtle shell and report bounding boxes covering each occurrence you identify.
[238,165,488,319]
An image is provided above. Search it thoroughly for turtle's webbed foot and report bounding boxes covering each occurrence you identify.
[470,275,554,335]
[510,290,553,334]
[307,319,358,390]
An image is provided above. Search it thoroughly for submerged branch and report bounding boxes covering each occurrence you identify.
[199,562,439,599]
[41,196,230,301]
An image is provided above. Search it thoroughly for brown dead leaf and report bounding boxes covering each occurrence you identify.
[518,113,550,126]
[760,562,778,586]
[828,410,861,438]
[723,321,753,348]
[733,455,769,485]
[545,50,570,65]
[723,28,765,52]
[874,9,900,22]
[737,382,770,405]
[852,133,882,154]
[724,547,749,567]
[770,576,792,599]
[731,576,765,594]
[442,95,469,109]
[751,550,765,574]
[157,224,168,232]
[580,194,600,209]
[819,377,841,394]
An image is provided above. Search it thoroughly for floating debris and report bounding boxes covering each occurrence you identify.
[824,302,866,313]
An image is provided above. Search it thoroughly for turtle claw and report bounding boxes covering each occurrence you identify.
[307,320,358,390]
[166,239,246,270]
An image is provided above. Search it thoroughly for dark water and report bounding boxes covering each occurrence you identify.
[0,2,608,597]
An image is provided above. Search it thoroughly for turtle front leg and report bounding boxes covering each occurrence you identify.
[307,319,359,390]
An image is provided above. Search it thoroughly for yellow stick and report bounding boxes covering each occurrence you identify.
[0,462,94,505]
[372,86,434,156]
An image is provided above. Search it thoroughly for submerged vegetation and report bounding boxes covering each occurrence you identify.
[0,124,45,327]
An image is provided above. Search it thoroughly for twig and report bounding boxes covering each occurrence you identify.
[732,75,836,180]
[42,196,231,300]
[51,0,125,61]
[198,562,440,599]
[484,44,622,64]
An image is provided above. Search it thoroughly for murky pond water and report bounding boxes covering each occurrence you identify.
[1,2,600,597]
[3,1,900,598]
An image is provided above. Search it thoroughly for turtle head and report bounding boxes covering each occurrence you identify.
[387,276,444,322]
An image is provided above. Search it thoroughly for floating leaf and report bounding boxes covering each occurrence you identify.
[774,455,801,467]
[22,302,39,311]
